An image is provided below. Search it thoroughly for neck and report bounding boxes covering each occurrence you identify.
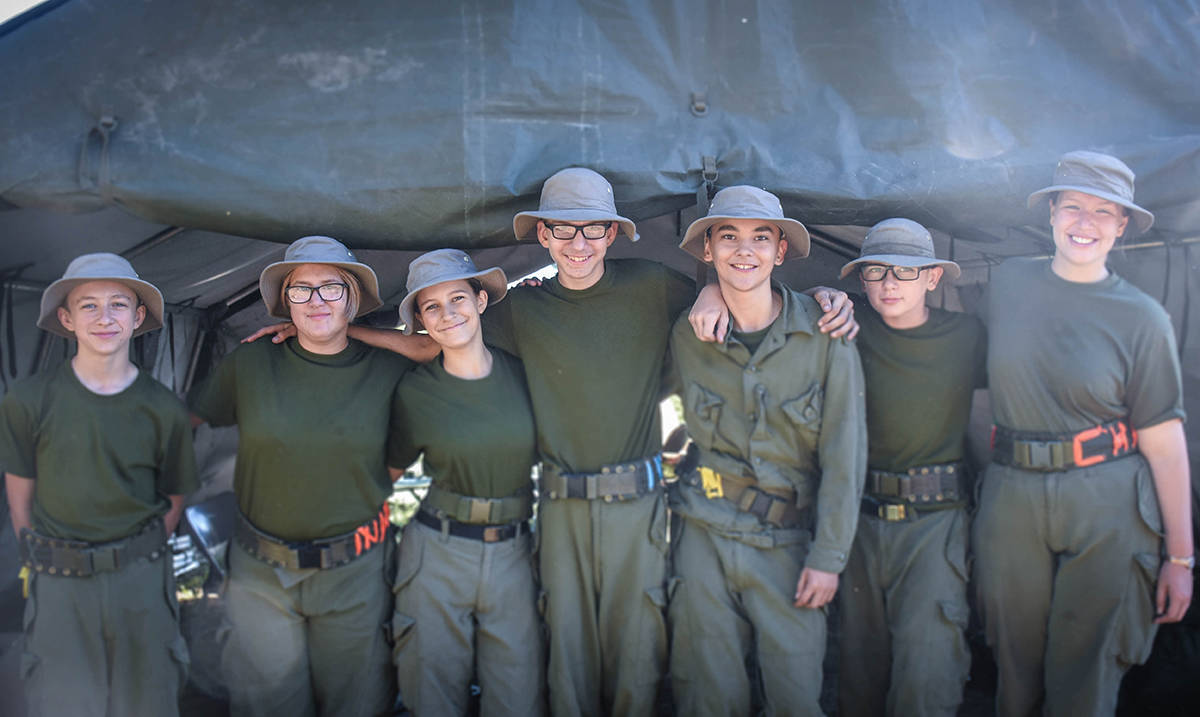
[297,332,349,355]
[1050,255,1110,283]
[882,304,930,330]
[441,338,493,380]
[725,283,781,333]
[70,351,138,395]
[557,262,605,291]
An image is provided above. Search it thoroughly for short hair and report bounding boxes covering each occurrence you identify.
[281,265,361,319]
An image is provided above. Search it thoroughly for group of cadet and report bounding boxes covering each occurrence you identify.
[0,149,1191,717]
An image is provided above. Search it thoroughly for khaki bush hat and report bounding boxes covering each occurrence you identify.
[679,185,810,261]
[258,236,382,319]
[38,253,165,339]
[839,218,961,280]
[398,249,507,335]
[513,167,638,241]
[1027,150,1154,235]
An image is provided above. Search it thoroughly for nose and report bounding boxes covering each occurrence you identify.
[569,234,589,251]
[881,269,900,288]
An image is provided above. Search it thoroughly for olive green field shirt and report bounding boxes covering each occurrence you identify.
[482,258,694,472]
[188,338,412,541]
[388,349,536,500]
[670,284,868,573]
[0,361,198,542]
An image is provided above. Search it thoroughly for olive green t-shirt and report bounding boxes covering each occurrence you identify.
[189,338,412,541]
[0,361,199,542]
[482,258,694,472]
[389,349,536,499]
[987,259,1185,433]
[856,299,987,473]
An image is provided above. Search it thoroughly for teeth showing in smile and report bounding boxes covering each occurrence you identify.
[565,255,590,263]
[731,263,757,270]
[1069,234,1097,246]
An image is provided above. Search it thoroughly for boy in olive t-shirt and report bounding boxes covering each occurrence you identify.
[836,219,985,717]
[0,253,198,717]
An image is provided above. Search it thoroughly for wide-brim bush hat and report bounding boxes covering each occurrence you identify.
[1027,150,1154,235]
[38,252,165,339]
[839,218,961,280]
[679,185,810,262]
[513,167,638,242]
[398,249,508,335]
[258,236,382,319]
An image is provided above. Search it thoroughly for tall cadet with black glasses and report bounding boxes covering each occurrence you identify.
[974,151,1193,716]
[1,253,198,716]
[389,249,543,716]
[190,236,413,717]
[836,219,985,717]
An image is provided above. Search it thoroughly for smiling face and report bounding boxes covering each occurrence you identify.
[860,263,942,330]
[285,263,354,351]
[57,280,146,358]
[1048,190,1130,282]
[702,218,789,296]
[537,220,616,290]
[415,279,488,352]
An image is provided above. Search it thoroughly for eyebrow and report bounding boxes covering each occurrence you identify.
[72,292,135,302]
[714,223,775,233]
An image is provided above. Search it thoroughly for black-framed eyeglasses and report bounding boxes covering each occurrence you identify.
[543,222,612,240]
[859,265,926,282]
[285,282,348,303]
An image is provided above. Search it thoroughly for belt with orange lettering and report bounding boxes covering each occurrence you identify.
[235,505,391,570]
[991,420,1138,472]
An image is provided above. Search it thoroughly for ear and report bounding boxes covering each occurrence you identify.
[702,237,714,264]
[774,238,789,266]
[536,221,552,249]
[476,289,489,314]
[603,222,617,248]
[57,306,75,333]
[925,266,944,291]
[133,304,147,329]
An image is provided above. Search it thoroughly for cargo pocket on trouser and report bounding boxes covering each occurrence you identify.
[390,524,424,668]
[1113,551,1161,667]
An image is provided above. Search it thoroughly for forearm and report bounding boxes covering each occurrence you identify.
[5,473,34,537]
[1140,419,1193,557]
[347,325,440,363]
[163,494,186,536]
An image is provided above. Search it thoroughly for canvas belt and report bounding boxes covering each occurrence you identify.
[860,494,957,522]
[414,509,530,543]
[866,462,965,504]
[541,455,662,502]
[690,466,805,529]
[236,504,390,571]
[421,484,532,524]
[991,420,1137,472]
[19,519,166,577]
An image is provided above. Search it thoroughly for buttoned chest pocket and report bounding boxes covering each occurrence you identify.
[685,382,724,449]
[781,383,823,441]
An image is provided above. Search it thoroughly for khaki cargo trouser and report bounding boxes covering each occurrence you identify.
[839,506,970,717]
[21,551,188,717]
[669,516,825,717]
[221,539,395,717]
[974,456,1162,717]
[538,491,669,717]
[392,519,544,716]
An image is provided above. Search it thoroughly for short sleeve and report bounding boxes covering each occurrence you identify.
[481,293,519,357]
[187,352,239,426]
[387,382,422,471]
[1126,309,1185,430]
[0,388,38,478]
[157,399,200,496]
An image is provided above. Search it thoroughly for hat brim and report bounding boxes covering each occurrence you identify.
[513,210,638,242]
[1027,185,1154,235]
[259,260,383,320]
[37,277,165,339]
[398,267,508,335]
[839,255,962,280]
[678,215,811,262]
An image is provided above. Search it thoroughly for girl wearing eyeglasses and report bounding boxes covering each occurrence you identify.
[387,248,543,716]
[189,235,414,717]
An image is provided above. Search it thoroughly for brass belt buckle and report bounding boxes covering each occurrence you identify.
[881,503,907,521]
[482,527,501,543]
[700,467,723,499]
